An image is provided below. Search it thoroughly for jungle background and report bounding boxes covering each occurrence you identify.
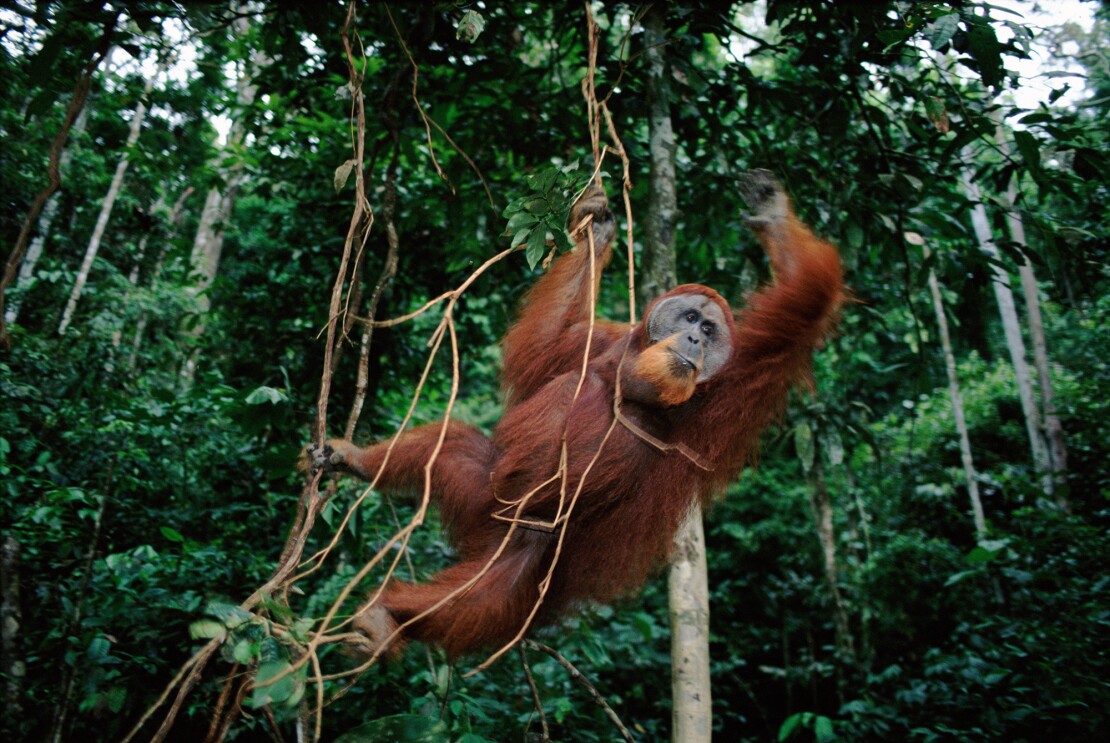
[1,1,1108,741]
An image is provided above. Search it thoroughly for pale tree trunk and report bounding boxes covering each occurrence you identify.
[960,165,1052,490]
[919,240,987,536]
[0,15,117,347]
[641,9,712,742]
[9,49,126,326]
[640,14,678,303]
[668,509,713,742]
[181,12,267,382]
[5,107,90,326]
[57,69,159,335]
[995,128,1069,509]
[1,534,23,735]
[804,456,855,670]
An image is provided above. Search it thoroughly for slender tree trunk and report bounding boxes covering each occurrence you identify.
[668,509,712,742]
[1012,245,1068,504]
[1,533,23,736]
[0,15,117,347]
[5,44,122,327]
[57,69,158,335]
[960,165,1052,490]
[5,107,90,326]
[180,167,243,382]
[921,243,988,536]
[641,8,712,742]
[181,13,267,382]
[640,11,678,304]
[994,128,1069,509]
[805,459,855,666]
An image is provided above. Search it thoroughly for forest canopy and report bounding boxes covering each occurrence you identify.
[1,1,1107,741]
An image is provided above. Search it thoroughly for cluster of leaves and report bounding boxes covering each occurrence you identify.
[503,162,592,269]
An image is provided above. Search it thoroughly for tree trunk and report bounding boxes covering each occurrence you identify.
[57,69,158,335]
[181,13,267,381]
[4,106,89,326]
[923,245,988,536]
[805,459,855,667]
[960,165,1052,490]
[640,9,678,304]
[1,533,23,736]
[995,128,1069,509]
[641,8,713,742]
[668,507,713,742]
[0,15,117,347]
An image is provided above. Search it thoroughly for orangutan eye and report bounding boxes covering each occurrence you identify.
[701,322,715,337]
[685,310,698,323]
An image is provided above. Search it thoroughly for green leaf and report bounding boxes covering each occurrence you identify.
[779,712,805,741]
[1012,130,1041,175]
[510,226,532,248]
[526,228,547,270]
[845,222,865,248]
[876,29,912,50]
[552,228,573,252]
[106,686,127,714]
[1073,147,1107,180]
[88,635,111,661]
[250,661,296,708]
[965,23,1005,88]
[525,169,560,194]
[501,196,528,218]
[283,666,307,708]
[966,539,1009,565]
[245,386,288,405]
[924,13,959,49]
[232,638,256,664]
[160,526,184,542]
[25,87,56,120]
[525,196,550,215]
[291,617,315,642]
[814,715,835,742]
[334,714,450,743]
[794,423,815,474]
[206,602,253,629]
[506,211,538,233]
[26,32,64,87]
[632,611,656,642]
[189,619,226,640]
[1019,112,1054,125]
[944,569,977,586]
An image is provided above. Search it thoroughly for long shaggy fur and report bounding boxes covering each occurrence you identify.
[327,178,844,659]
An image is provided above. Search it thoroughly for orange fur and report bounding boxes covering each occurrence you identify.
[633,340,697,406]
[324,181,844,658]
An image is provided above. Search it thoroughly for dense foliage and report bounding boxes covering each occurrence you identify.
[1,1,1107,741]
